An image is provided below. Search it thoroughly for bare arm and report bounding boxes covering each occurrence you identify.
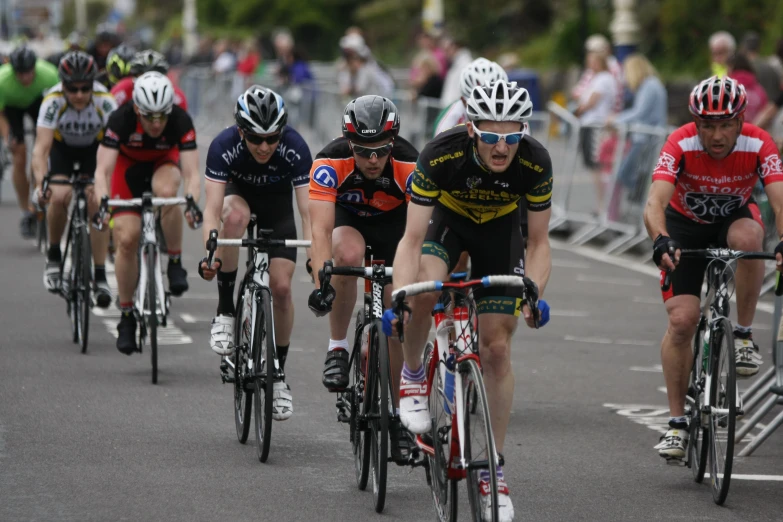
[309,199,336,287]
[202,179,226,245]
[93,145,120,201]
[32,126,54,188]
[574,92,601,117]
[179,149,201,203]
[525,207,552,296]
[0,112,9,142]
[391,202,435,291]
[643,180,676,240]
[764,181,783,239]
[294,186,313,261]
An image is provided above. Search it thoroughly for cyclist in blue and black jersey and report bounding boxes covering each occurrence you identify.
[198,85,313,421]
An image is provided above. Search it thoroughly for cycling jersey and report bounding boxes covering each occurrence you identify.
[102,103,197,161]
[37,81,117,147]
[432,100,466,136]
[309,136,418,217]
[205,125,311,193]
[411,126,553,224]
[0,60,59,111]
[110,76,188,110]
[653,122,783,224]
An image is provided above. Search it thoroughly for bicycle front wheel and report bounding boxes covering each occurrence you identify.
[708,318,736,505]
[369,320,389,513]
[78,227,91,354]
[351,310,370,490]
[688,316,708,483]
[253,289,274,462]
[146,244,158,384]
[37,209,48,254]
[233,279,252,443]
[462,358,499,522]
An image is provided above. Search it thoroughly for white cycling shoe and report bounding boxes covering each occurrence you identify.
[210,315,235,355]
[399,378,431,434]
[480,471,515,522]
[272,381,293,421]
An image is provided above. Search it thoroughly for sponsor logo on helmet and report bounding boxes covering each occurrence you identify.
[313,165,338,189]
[760,154,783,179]
[361,129,377,134]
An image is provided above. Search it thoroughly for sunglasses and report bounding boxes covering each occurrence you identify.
[473,127,525,145]
[139,111,169,122]
[351,141,394,159]
[64,84,92,94]
[243,132,281,145]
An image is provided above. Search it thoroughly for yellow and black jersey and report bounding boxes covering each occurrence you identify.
[37,81,117,148]
[411,125,553,224]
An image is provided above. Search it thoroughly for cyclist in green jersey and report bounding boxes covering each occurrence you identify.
[0,46,59,239]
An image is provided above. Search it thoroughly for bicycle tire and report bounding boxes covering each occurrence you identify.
[69,228,81,345]
[146,244,158,384]
[688,316,709,482]
[37,209,48,254]
[233,278,252,444]
[426,342,458,522]
[462,358,499,522]
[708,318,736,505]
[78,226,91,354]
[369,320,389,513]
[351,309,370,490]
[253,289,274,462]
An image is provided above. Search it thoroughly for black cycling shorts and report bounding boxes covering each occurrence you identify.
[224,181,298,262]
[662,202,764,301]
[423,206,526,315]
[49,141,98,176]
[5,96,42,143]
[334,203,406,265]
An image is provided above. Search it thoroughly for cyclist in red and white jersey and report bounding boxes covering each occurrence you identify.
[644,75,783,461]
[111,50,187,109]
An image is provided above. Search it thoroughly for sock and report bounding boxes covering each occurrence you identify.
[402,362,425,382]
[120,302,134,316]
[734,324,752,338]
[216,270,237,316]
[168,250,182,262]
[669,416,688,428]
[328,338,349,352]
[277,344,289,372]
[94,265,106,283]
[47,245,61,263]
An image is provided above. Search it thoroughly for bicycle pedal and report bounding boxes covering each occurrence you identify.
[664,456,686,467]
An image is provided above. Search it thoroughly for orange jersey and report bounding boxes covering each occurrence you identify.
[309,137,418,217]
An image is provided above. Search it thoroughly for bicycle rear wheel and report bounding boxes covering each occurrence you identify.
[233,279,252,443]
[708,318,736,505]
[146,244,159,384]
[426,342,458,522]
[688,316,709,482]
[369,320,389,513]
[462,358,499,522]
[351,310,370,490]
[253,289,274,462]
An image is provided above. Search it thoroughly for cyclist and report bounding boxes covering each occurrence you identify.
[111,50,187,109]
[645,75,783,461]
[105,44,137,87]
[92,72,202,355]
[0,46,59,238]
[198,85,313,420]
[389,80,553,521]
[432,57,508,137]
[307,95,419,462]
[32,51,116,306]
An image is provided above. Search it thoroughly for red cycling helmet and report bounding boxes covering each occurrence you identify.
[689,75,747,121]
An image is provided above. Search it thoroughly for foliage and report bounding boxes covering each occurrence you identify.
[59,0,112,37]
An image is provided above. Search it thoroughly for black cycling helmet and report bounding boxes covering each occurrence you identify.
[129,49,169,76]
[10,46,36,73]
[58,51,98,84]
[106,44,137,84]
[342,95,400,144]
[234,85,288,134]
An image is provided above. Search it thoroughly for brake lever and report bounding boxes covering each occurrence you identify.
[92,195,109,231]
[185,194,203,229]
[206,229,218,266]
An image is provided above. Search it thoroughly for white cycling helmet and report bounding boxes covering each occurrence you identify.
[133,71,174,114]
[459,58,509,100]
[466,80,533,123]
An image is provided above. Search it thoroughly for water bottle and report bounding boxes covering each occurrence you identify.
[443,353,456,415]
[360,323,371,375]
[702,329,710,372]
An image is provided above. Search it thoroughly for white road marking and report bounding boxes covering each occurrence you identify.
[630,365,663,372]
[180,313,197,323]
[564,335,613,344]
[704,473,783,481]
[552,259,590,269]
[616,339,656,347]
[575,274,643,286]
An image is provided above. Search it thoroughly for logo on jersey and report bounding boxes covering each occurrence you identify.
[405,172,413,195]
[760,154,783,179]
[338,189,364,204]
[43,101,58,124]
[105,128,120,142]
[181,129,196,143]
[466,176,483,189]
[313,165,338,189]
[684,192,743,222]
[654,151,678,179]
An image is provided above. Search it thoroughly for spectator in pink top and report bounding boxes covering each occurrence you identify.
[571,34,624,112]
[729,53,768,123]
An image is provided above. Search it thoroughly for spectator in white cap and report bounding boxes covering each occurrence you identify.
[709,30,736,78]
[337,32,394,98]
[571,34,624,112]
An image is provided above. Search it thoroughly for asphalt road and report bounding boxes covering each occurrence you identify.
[1,161,783,522]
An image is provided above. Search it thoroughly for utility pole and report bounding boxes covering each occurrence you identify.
[182,0,197,58]
[609,0,640,62]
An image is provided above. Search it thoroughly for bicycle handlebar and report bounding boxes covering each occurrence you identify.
[391,275,537,301]
[204,228,310,268]
[93,193,203,232]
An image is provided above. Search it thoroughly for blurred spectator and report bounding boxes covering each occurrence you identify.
[237,38,262,79]
[411,52,443,99]
[163,34,184,68]
[497,52,519,71]
[212,39,237,73]
[728,53,768,123]
[87,25,120,70]
[439,35,472,106]
[708,31,736,78]
[273,30,313,87]
[337,33,394,98]
[571,34,624,113]
[410,30,447,86]
[740,31,781,102]
[187,37,214,66]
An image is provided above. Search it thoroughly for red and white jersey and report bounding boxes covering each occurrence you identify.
[653,122,783,224]
[110,76,188,110]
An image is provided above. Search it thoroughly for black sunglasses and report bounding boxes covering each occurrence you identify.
[351,141,394,159]
[64,83,93,94]
[244,132,281,145]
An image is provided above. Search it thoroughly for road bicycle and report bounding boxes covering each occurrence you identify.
[207,222,310,462]
[392,274,539,522]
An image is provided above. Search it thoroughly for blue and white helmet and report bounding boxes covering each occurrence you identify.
[234,85,287,134]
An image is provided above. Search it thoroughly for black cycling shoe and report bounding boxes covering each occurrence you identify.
[390,418,418,464]
[322,348,350,391]
[19,213,35,239]
[117,312,138,355]
[167,258,189,296]
[94,280,112,309]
